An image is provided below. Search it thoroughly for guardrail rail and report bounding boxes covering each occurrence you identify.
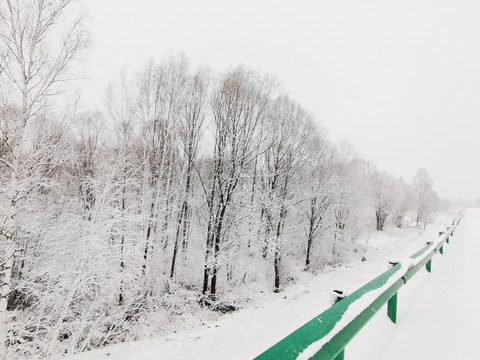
[254,212,463,360]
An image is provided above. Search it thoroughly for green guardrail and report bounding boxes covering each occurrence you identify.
[255,213,463,360]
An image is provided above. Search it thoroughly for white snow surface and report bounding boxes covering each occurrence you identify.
[66,210,466,360]
[296,225,455,360]
[347,207,478,359]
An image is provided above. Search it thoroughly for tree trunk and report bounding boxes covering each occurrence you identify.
[305,230,314,269]
[273,207,287,291]
[416,194,423,229]
[210,204,227,295]
[181,162,193,253]
[305,198,317,269]
[0,139,21,360]
[119,162,126,305]
[181,205,191,253]
[170,200,187,278]
[248,155,259,248]
[142,186,158,277]
[170,157,194,278]
[376,209,387,231]
[0,235,14,360]
[161,155,175,250]
[202,182,216,296]
[274,246,280,291]
[395,213,405,228]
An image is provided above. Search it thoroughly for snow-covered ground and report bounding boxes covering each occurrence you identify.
[66,211,460,360]
[348,207,478,359]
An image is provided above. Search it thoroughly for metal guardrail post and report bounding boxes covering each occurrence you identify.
[387,293,398,323]
[426,259,432,273]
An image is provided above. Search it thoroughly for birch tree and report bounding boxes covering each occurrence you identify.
[412,168,434,229]
[0,1,88,358]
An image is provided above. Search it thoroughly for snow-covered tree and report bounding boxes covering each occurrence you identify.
[412,168,435,229]
[0,1,88,357]
[200,67,271,296]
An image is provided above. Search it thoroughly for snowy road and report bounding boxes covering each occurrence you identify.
[349,208,479,360]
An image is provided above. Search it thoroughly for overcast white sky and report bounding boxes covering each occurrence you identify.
[79,0,480,201]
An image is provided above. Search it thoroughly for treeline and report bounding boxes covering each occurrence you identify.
[0,1,441,359]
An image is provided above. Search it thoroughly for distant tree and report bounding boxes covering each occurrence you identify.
[412,168,434,229]
[370,169,395,231]
[71,111,105,217]
[303,135,339,271]
[329,150,368,264]
[392,178,412,228]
